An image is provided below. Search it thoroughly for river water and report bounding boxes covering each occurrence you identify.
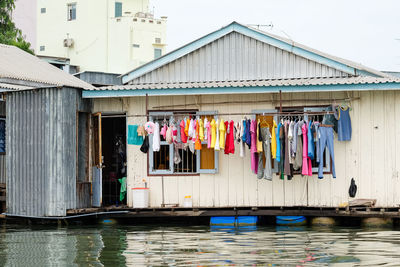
[0,221,400,266]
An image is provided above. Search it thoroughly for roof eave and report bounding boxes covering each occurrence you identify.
[83,81,400,98]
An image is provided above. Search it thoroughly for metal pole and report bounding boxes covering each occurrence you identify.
[279,90,282,113]
[145,93,149,120]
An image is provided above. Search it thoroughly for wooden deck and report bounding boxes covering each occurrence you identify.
[66,205,400,219]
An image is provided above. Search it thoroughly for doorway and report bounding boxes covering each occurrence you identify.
[101,116,127,207]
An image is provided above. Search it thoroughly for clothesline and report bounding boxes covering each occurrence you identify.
[102,111,335,118]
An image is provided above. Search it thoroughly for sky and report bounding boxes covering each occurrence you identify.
[151,0,400,72]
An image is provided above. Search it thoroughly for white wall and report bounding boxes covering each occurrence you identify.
[93,90,400,208]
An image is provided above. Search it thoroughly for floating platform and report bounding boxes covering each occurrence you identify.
[3,205,400,221]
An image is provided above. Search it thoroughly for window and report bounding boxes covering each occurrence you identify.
[303,106,332,173]
[0,118,5,154]
[277,106,332,174]
[67,3,76,21]
[154,48,162,59]
[155,38,161,44]
[252,109,279,173]
[40,8,46,13]
[115,2,122,17]
[39,46,45,51]
[148,111,219,175]
[132,44,140,48]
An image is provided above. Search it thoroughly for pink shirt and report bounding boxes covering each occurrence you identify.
[302,123,312,176]
[250,120,258,174]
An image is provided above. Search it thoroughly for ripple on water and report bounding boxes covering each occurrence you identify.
[1,224,400,266]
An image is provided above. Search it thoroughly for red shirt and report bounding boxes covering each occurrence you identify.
[225,120,235,154]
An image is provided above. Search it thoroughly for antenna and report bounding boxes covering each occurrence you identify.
[247,22,273,30]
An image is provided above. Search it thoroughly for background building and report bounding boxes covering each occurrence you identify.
[13,0,37,49]
[15,0,167,74]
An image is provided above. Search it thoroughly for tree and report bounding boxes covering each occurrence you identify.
[0,0,33,54]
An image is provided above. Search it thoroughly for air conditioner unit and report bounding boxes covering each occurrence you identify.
[63,38,74,48]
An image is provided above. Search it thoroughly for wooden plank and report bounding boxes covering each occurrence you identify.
[228,94,244,206]
[384,91,395,207]
[213,94,229,207]
[199,94,215,207]
[359,91,372,201]
[371,91,385,206]
[394,91,400,206]
[241,94,258,206]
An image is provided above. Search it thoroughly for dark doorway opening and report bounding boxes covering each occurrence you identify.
[101,116,127,207]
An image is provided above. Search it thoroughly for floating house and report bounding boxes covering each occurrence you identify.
[83,22,400,212]
[3,21,400,219]
[0,44,94,217]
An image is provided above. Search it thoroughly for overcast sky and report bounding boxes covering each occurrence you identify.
[151,0,400,72]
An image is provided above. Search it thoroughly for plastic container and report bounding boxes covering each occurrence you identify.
[210,216,236,226]
[132,188,149,208]
[237,216,258,226]
[183,195,192,207]
[276,216,307,226]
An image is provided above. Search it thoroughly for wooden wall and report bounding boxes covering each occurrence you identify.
[93,90,400,208]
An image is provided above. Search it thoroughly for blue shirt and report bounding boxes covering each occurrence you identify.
[276,123,282,162]
[307,121,315,160]
[338,107,352,141]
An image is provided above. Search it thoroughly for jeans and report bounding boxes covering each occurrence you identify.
[257,127,272,180]
[318,127,336,179]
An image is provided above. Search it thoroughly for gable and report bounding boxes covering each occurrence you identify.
[129,31,351,84]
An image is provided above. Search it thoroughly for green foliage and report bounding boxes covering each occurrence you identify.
[0,0,33,54]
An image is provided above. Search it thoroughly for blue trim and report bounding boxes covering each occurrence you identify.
[121,22,383,84]
[83,82,400,98]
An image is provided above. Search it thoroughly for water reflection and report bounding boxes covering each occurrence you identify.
[0,222,400,266]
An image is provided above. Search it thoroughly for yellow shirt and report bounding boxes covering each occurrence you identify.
[210,119,216,148]
[271,120,277,159]
[257,120,263,153]
[219,119,226,149]
[199,118,204,141]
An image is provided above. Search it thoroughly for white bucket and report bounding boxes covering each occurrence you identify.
[132,188,149,208]
[183,195,192,208]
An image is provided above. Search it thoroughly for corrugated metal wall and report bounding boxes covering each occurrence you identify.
[130,32,350,84]
[0,101,6,184]
[6,87,90,217]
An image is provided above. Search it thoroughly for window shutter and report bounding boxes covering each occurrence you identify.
[154,48,162,59]
[115,2,122,17]
[196,111,218,174]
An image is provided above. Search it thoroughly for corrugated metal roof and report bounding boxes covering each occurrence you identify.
[244,22,389,78]
[0,82,34,91]
[0,44,95,90]
[120,21,390,84]
[95,76,400,91]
